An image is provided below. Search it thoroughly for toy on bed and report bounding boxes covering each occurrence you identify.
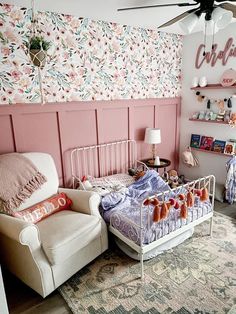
[167,169,179,188]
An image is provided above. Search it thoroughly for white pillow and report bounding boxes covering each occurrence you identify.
[77,173,134,196]
[89,173,135,187]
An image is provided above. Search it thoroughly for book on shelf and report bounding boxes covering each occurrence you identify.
[224,141,235,155]
[190,134,201,148]
[200,136,214,150]
[212,140,226,153]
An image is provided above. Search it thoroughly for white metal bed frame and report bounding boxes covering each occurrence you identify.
[70,140,215,279]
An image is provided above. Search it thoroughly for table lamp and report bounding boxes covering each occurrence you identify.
[144,128,161,165]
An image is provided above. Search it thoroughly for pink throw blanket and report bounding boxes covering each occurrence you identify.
[0,153,47,213]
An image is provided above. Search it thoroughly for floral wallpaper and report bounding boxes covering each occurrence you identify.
[0,3,183,105]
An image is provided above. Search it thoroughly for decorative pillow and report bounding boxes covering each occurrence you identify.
[89,173,135,188]
[12,193,73,224]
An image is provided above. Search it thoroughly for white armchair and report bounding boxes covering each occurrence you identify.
[0,153,108,297]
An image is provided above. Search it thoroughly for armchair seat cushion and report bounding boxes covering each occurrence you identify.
[37,210,101,265]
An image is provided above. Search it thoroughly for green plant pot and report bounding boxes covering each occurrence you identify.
[29,49,46,67]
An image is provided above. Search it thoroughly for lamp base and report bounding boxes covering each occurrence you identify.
[154,156,160,166]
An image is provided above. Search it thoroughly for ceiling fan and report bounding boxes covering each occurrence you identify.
[118,1,236,33]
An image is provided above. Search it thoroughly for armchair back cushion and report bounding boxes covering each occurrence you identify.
[15,153,59,212]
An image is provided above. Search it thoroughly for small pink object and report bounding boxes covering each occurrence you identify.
[169,198,176,206]
[220,68,236,87]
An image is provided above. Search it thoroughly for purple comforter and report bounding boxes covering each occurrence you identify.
[101,170,170,213]
[100,171,213,245]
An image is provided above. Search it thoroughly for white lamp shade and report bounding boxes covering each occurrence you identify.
[212,7,232,29]
[179,13,199,34]
[144,128,161,144]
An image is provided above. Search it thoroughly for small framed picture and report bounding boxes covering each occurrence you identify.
[224,142,235,155]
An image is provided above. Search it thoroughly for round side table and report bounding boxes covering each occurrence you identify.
[141,158,171,173]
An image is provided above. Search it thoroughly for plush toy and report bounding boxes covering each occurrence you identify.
[168,169,179,189]
[229,113,236,128]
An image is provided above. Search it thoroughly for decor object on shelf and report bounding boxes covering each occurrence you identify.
[220,68,236,87]
[229,113,236,127]
[28,36,51,68]
[190,110,236,123]
[194,91,234,110]
[199,76,207,87]
[198,110,206,119]
[224,142,235,155]
[200,136,214,151]
[224,110,232,122]
[212,140,226,153]
[190,134,201,148]
[144,128,161,163]
[216,110,225,121]
[191,77,199,88]
[191,112,200,119]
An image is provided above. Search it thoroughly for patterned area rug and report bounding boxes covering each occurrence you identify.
[59,213,236,314]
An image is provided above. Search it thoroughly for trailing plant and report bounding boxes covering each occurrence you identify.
[29,36,51,51]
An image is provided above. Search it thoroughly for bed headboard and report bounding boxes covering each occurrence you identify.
[70,140,137,188]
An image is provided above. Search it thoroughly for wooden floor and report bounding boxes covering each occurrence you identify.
[2,200,236,314]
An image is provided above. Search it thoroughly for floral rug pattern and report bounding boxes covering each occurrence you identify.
[59,213,236,314]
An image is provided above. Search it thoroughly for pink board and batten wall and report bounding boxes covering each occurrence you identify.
[0,97,181,186]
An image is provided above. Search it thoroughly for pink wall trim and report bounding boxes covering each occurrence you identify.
[0,98,181,186]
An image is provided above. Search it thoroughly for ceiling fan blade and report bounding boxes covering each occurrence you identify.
[157,8,199,28]
[117,3,197,12]
[219,2,236,17]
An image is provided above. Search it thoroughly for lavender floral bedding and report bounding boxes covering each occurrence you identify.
[100,170,213,245]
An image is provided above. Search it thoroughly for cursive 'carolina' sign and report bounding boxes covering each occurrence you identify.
[195,38,236,69]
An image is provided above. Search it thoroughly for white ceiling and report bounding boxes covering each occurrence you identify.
[1,0,236,35]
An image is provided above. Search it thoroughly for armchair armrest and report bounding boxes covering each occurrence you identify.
[58,188,101,216]
[0,214,41,251]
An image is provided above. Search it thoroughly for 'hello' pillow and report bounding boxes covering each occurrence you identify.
[12,192,73,224]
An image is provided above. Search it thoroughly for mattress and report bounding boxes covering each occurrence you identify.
[104,197,212,246]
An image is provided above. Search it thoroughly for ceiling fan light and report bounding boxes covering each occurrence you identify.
[179,13,198,34]
[212,7,233,29]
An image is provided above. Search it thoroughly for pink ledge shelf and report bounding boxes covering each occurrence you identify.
[189,118,228,125]
[191,84,236,90]
[191,147,232,157]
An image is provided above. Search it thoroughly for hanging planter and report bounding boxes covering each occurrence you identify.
[28,36,51,68]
